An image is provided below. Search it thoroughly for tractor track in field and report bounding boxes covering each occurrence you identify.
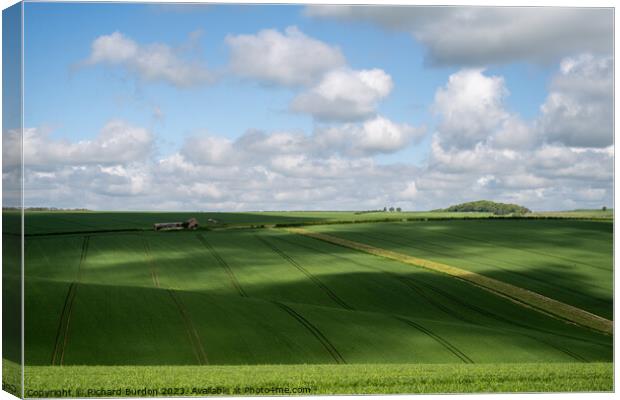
[275,235,472,322]
[287,228,612,335]
[196,234,247,297]
[355,228,604,294]
[273,236,580,363]
[50,235,89,365]
[142,237,161,288]
[275,234,609,352]
[352,230,609,297]
[255,235,353,311]
[268,236,586,362]
[167,289,209,365]
[401,277,589,362]
[389,227,612,285]
[274,301,346,364]
[395,316,474,364]
[143,235,208,364]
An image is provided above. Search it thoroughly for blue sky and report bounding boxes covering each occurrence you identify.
[9,3,614,211]
[25,3,443,160]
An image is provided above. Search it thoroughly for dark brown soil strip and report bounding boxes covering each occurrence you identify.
[274,302,346,364]
[255,235,353,311]
[196,234,247,297]
[167,290,209,365]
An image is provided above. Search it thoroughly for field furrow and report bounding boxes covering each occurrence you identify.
[19,213,612,386]
[167,290,209,365]
[196,234,247,297]
[142,238,160,288]
[288,227,612,334]
[395,317,473,364]
[274,302,346,364]
[50,236,89,365]
[255,235,353,310]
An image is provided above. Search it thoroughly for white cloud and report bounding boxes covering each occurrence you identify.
[400,181,418,200]
[85,31,213,87]
[432,69,537,151]
[433,68,508,148]
[181,135,236,165]
[226,26,346,86]
[226,27,396,124]
[20,123,612,212]
[305,6,613,66]
[538,54,613,148]
[189,183,224,200]
[291,68,393,121]
[420,63,612,210]
[235,130,309,157]
[89,31,138,63]
[316,116,425,156]
[178,115,422,168]
[19,120,154,167]
[18,49,613,212]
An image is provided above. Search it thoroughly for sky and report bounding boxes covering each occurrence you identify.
[2,2,614,211]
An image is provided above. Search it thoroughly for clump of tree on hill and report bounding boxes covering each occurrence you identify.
[355,207,402,215]
[440,200,531,216]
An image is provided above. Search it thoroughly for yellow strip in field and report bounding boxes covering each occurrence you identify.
[286,227,613,335]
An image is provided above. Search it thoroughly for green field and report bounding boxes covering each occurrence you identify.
[3,211,614,395]
[1,208,611,235]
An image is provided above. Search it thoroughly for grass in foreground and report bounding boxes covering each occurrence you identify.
[20,362,612,396]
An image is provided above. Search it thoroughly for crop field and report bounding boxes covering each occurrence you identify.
[1,208,610,235]
[3,212,613,394]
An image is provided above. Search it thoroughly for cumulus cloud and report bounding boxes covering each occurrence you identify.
[305,6,613,66]
[226,26,396,122]
[538,54,613,148]
[19,122,612,212]
[10,120,154,167]
[413,61,613,211]
[85,31,213,87]
[291,68,393,121]
[433,68,536,150]
[19,46,614,212]
[315,116,425,156]
[433,69,509,148]
[226,26,346,86]
[181,135,236,165]
[399,181,418,200]
[179,115,421,166]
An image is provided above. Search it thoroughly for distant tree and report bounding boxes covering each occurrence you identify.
[383,207,387,212]
[396,207,402,212]
[442,200,530,215]
[389,207,395,212]
[602,206,607,211]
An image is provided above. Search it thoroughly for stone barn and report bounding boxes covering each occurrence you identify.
[154,218,199,231]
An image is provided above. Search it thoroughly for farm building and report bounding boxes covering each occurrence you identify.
[154,218,199,231]
[183,218,199,229]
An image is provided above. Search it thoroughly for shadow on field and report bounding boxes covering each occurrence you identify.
[23,273,613,366]
[279,221,612,317]
[21,219,613,366]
